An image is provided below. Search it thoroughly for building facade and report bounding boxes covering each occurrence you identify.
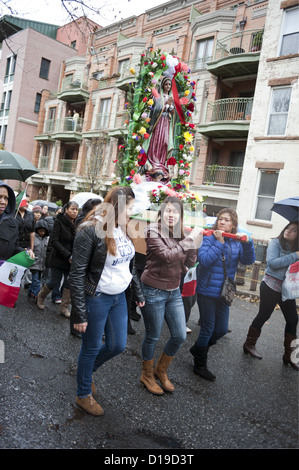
[25,0,298,241]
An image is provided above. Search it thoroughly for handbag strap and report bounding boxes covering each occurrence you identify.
[222,253,228,278]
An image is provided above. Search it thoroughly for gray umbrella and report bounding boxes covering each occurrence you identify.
[0,150,39,181]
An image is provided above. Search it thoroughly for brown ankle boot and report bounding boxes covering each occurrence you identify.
[60,288,71,317]
[140,359,164,395]
[283,334,299,370]
[243,326,262,359]
[37,284,51,310]
[76,395,104,416]
[154,352,175,392]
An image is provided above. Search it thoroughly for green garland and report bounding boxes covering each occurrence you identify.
[113,49,197,192]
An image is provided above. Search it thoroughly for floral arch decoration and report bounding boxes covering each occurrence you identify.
[112,49,205,210]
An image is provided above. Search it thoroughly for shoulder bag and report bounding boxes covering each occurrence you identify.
[220,254,236,306]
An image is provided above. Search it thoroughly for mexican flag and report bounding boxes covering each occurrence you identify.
[15,189,27,209]
[181,263,198,297]
[0,251,34,308]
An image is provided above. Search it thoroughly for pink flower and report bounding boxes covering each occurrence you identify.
[152,88,160,98]
[133,173,143,184]
[179,97,189,105]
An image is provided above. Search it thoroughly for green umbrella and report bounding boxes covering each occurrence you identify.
[0,150,39,181]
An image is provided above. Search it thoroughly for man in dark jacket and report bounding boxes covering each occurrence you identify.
[0,181,31,262]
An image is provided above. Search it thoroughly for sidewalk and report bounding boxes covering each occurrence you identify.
[236,278,299,308]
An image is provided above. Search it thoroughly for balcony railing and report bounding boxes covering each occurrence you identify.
[54,117,84,133]
[212,29,264,61]
[60,76,88,93]
[58,159,78,173]
[204,98,253,123]
[38,155,49,170]
[95,113,110,130]
[203,165,243,187]
[189,56,213,72]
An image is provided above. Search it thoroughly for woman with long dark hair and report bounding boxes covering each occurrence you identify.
[140,196,203,395]
[243,221,299,370]
[69,186,145,415]
[37,200,79,316]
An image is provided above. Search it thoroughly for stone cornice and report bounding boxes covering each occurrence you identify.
[191,8,236,32]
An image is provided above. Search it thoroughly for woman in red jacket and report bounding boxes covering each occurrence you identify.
[140,196,202,395]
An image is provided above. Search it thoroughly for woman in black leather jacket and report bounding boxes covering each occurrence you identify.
[69,186,144,416]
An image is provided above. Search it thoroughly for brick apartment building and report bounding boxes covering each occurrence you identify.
[4,0,298,242]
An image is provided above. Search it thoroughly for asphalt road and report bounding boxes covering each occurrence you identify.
[0,287,298,453]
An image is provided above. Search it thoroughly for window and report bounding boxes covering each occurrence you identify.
[0,90,12,117]
[117,59,129,76]
[71,40,77,49]
[279,7,299,56]
[267,87,291,135]
[4,55,16,84]
[34,93,42,113]
[194,38,214,71]
[255,171,278,221]
[40,58,51,79]
[98,98,111,129]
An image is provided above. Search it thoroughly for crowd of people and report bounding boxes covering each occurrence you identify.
[0,180,298,417]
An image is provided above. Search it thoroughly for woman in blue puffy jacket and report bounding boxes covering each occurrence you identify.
[190,208,255,381]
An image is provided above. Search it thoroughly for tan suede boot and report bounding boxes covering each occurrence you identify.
[154,352,175,392]
[76,395,104,416]
[36,284,51,310]
[140,359,164,395]
[60,288,71,317]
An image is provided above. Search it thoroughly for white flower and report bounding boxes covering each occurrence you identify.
[111,173,116,178]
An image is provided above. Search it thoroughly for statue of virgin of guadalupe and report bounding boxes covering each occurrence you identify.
[143,76,177,180]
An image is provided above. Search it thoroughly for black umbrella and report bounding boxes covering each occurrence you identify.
[0,150,39,181]
[271,196,299,222]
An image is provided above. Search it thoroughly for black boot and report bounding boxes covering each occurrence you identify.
[190,343,216,381]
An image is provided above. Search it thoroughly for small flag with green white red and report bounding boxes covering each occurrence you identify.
[0,251,34,308]
[15,189,27,209]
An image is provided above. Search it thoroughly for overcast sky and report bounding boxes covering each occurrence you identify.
[3,0,168,26]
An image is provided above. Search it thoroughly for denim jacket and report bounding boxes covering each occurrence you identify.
[265,238,298,281]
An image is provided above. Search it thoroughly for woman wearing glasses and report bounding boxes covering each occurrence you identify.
[243,222,299,370]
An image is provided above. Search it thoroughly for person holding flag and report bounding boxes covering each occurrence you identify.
[0,181,34,308]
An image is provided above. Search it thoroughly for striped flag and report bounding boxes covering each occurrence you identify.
[181,263,198,297]
[15,189,27,209]
[0,251,34,308]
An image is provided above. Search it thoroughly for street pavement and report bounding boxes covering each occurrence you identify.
[0,286,298,453]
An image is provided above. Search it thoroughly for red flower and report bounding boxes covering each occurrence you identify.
[167,157,177,166]
[130,169,135,175]
[162,63,166,67]
[161,54,166,60]
[143,133,150,139]
[179,144,184,150]
[187,103,194,112]
[138,155,147,166]
[143,97,148,102]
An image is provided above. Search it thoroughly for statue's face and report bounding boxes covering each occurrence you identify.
[163,80,172,93]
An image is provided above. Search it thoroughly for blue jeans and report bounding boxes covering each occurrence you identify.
[141,284,187,360]
[77,291,127,398]
[28,270,41,296]
[47,267,70,290]
[196,293,229,347]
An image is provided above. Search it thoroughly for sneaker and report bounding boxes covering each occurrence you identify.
[186,326,192,334]
[53,299,61,304]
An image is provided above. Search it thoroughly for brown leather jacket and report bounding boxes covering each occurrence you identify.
[141,223,197,291]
